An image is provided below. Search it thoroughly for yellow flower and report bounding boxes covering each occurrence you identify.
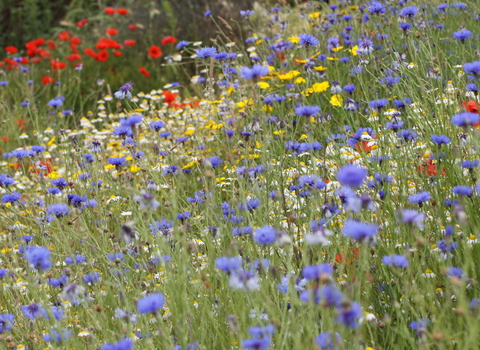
[330,94,344,107]
[257,82,270,89]
[294,77,306,84]
[331,46,344,52]
[309,12,321,18]
[289,36,299,44]
[236,99,254,108]
[312,81,330,92]
[278,71,300,81]
[314,66,327,71]
[349,45,359,56]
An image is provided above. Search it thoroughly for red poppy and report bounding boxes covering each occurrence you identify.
[117,8,129,15]
[31,159,53,175]
[113,50,122,57]
[161,35,177,45]
[2,136,10,142]
[47,39,56,50]
[20,57,28,64]
[95,38,121,50]
[462,100,480,113]
[76,19,88,27]
[124,39,136,47]
[38,49,51,59]
[66,54,81,62]
[162,91,178,106]
[148,45,162,59]
[70,37,81,45]
[32,58,41,64]
[58,31,71,41]
[104,7,115,15]
[42,76,55,84]
[5,46,18,54]
[84,48,96,58]
[95,50,109,62]
[139,66,150,77]
[128,24,137,31]
[106,28,118,36]
[51,59,66,70]
[417,159,446,176]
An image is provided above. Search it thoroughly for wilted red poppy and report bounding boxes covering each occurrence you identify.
[117,8,129,15]
[76,19,88,27]
[70,37,81,45]
[124,39,136,47]
[66,54,81,62]
[106,28,118,36]
[42,76,56,84]
[139,66,150,77]
[104,7,115,15]
[58,31,70,41]
[113,51,122,57]
[84,48,96,57]
[148,45,162,59]
[5,46,18,54]
[96,50,109,62]
[128,24,137,31]
[161,36,177,45]
[51,59,66,70]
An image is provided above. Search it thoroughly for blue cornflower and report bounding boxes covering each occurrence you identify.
[240,10,254,18]
[41,306,64,321]
[47,275,68,288]
[343,83,356,93]
[342,220,378,243]
[137,293,165,314]
[195,47,217,58]
[461,159,478,169]
[107,252,124,262]
[337,164,367,187]
[176,41,189,50]
[399,6,418,18]
[382,255,409,268]
[253,226,277,245]
[8,148,35,159]
[215,257,242,274]
[369,98,389,110]
[83,271,101,284]
[299,33,319,46]
[337,301,362,328]
[48,97,63,108]
[204,156,223,168]
[467,83,478,92]
[240,64,269,80]
[316,332,342,350]
[398,209,425,228]
[464,61,480,76]
[248,324,275,338]
[399,22,411,31]
[408,191,431,205]
[453,185,472,196]
[102,339,134,350]
[204,10,211,17]
[368,1,386,14]
[0,314,14,333]
[133,191,160,210]
[295,105,320,117]
[410,318,430,333]
[453,29,472,42]
[22,303,45,319]
[242,337,271,350]
[24,246,51,270]
[302,264,333,280]
[43,328,72,344]
[108,156,127,167]
[451,112,479,127]
[51,177,70,190]
[1,191,21,204]
[112,126,133,138]
[114,82,133,99]
[238,198,260,211]
[431,134,450,145]
[46,203,69,217]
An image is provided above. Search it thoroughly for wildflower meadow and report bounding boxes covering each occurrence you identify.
[1,0,480,349]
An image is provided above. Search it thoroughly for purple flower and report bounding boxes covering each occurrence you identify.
[337,164,367,187]
[453,185,472,196]
[399,6,418,18]
[453,29,472,41]
[114,82,133,99]
[382,255,409,268]
[240,65,269,80]
[24,246,51,270]
[464,61,480,76]
[253,226,277,245]
[368,1,386,14]
[195,47,217,58]
[137,293,165,314]
[451,112,479,127]
[204,156,223,168]
[342,220,378,243]
[0,173,14,187]
[302,264,333,280]
[431,134,450,145]
[216,257,242,274]
[108,157,127,167]
[133,191,160,210]
[397,209,425,228]
[0,314,14,333]
[408,191,430,205]
[1,192,22,204]
[242,337,271,350]
[410,318,430,334]
[316,332,342,350]
[22,303,45,319]
[47,203,69,217]
[337,301,362,328]
[42,328,71,344]
[299,33,319,46]
[103,339,134,350]
[248,324,275,338]
[369,98,389,110]
[295,105,320,117]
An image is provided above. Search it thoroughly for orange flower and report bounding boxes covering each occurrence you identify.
[117,8,129,15]
[148,45,162,59]
[76,19,88,27]
[5,46,18,54]
[161,35,177,45]
[128,24,137,31]
[104,7,115,15]
[41,76,55,84]
[106,28,118,36]
[139,66,150,77]
[124,39,136,47]
[96,50,109,62]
